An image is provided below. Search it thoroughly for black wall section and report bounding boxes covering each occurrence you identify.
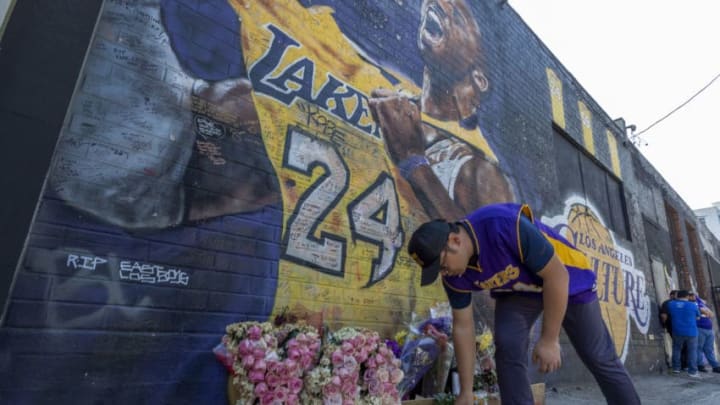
[0,0,103,319]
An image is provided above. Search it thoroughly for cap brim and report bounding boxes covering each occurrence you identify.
[420,257,441,286]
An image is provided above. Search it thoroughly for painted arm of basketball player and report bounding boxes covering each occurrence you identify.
[185,78,281,221]
[368,89,513,219]
[163,0,282,222]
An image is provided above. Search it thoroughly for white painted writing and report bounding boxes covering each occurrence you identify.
[119,260,189,285]
[66,254,108,270]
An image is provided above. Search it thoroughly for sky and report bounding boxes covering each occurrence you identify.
[510,0,720,210]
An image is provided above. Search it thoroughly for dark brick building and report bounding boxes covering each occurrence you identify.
[1,1,718,403]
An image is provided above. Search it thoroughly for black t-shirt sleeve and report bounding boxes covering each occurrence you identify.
[443,281,472,309]
[519,215,555,273]
[161,0,246,80]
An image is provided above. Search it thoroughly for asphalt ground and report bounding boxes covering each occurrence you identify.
[545,369,720,404]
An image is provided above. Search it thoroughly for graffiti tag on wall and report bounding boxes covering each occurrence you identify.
[66,253,190,286]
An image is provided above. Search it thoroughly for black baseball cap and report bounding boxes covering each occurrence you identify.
[408,219,451,286]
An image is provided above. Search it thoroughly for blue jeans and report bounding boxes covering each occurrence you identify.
[672,335,698,373]
[697,328,720,368]
[494,295,640,405]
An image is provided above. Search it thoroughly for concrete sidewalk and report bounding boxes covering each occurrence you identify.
[544,370,720,404]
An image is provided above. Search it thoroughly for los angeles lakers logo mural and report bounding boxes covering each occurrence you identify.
[543,197,650,361]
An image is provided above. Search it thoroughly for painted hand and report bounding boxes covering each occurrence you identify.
[368,88,424,162]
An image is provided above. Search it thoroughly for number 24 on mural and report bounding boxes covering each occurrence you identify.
[281,129,403,287]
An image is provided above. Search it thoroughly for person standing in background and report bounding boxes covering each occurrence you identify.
[689,292,720,373]
[659,290,678,336]
[660,290,688,369]
[667,290,701,377]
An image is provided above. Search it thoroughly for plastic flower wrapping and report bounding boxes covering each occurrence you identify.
[302,327,404,405]
[396,302,454,397]
[473,319,499,397]
[218,321,322,405]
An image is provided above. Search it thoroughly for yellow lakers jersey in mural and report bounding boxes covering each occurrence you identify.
[228,0,495,328]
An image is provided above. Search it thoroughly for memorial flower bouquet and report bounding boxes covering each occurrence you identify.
[221,320,322,404]
[302,327,404,404]
[473,321,498,395]
[396,303,453,397]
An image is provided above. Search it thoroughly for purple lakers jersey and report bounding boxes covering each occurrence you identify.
[444,203,597,304]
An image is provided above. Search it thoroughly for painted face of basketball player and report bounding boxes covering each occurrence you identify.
[418,0,482,80]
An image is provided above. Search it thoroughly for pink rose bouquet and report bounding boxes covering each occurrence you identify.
[302,327,404,405]
[222,321,321,404]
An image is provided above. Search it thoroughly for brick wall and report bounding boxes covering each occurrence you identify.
[1,0,716,403]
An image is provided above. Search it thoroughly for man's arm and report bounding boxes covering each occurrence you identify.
[533,254,569,373]
[659,301,670,326]
[452,304,477,405]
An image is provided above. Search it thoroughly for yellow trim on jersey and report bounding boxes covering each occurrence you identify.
[421,113,497,162]
[461,219,483,273]
[542,233,592,270]
[519,204,534,223]
[516,204,535,264]
[516,214,523,264]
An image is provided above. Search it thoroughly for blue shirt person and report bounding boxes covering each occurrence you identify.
[667,290,701,376]
[690,293,720,372]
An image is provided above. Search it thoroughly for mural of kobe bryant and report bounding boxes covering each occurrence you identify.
[419,0,485,91]
[51,0,283,229]
[364,0,516,323]
[369,0,515,222]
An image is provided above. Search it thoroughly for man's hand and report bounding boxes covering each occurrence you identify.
[454,390,475,405]
[535,255,568,374]
[532,337,562,373]
[368,88,424,162]
[452,306,477,405]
